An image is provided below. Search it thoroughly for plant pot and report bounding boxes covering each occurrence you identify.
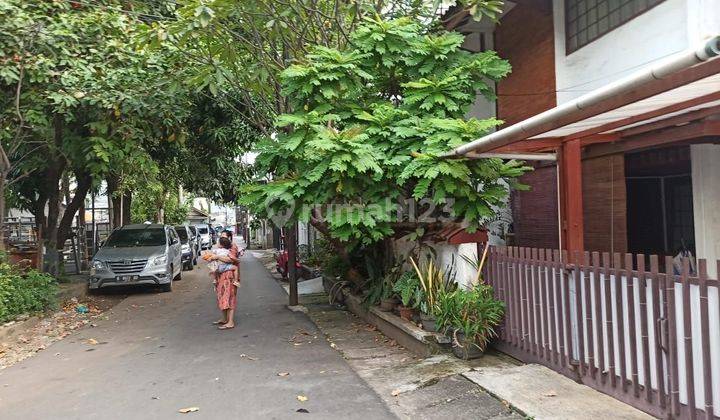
[398,305,415,322]
[419,313,437,332]
[379,297,398,312]
[452,332,484,360]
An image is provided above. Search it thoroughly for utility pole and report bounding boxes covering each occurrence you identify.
[287,222,298,306]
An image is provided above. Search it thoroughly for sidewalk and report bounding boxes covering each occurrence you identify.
[251,248,655,420]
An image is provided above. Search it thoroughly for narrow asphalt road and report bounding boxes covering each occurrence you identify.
[0,251,394,419]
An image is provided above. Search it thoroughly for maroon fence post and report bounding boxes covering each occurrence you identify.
[592,251,604,382]
[553,250,565,368]
[512,247,522,348]
[603,252,616,387]
[664,256,680,417]
[697,259,713,420]
[613,253,627,392]
[574,251,585,377]
[583,252,594,379]
[637,255,653,404]
[626,253,640,398]
[650,255,666,409]
[539,249,549,362]
[521,247,531,353]
[680,258,696,420]
[563,250,573,369]
[530,248,540,356]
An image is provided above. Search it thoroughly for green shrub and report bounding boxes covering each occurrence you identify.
[0,261,58,323]
[435,284,504,352]
[392,271,421,308]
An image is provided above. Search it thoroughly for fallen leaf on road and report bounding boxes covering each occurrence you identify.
[278,372,290,377]
[178,407,199,413]
[86,338,98,345]
[239,353,258,361]
[543,390,557,397]
[296,408,309,413]
[152,396,160,400]
[329,343,337,349]
[297,395,308,402]
[391,389,401,397]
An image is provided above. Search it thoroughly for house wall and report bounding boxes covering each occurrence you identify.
[691,144,720,278]
[552,0,689,104]
[582,154,627,254]
[495,0,556,126]
[511,165,560,249]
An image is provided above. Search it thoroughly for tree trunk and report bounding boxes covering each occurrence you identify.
[123,192,131,225]
[56,171,92,249]
[0,175,6,252]
[106,174,119,229]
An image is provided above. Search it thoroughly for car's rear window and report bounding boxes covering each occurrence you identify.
[105,228,166,247]
[198,227,208,234]
[174,227,189,241]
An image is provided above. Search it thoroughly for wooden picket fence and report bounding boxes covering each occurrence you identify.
[483,246,720,419]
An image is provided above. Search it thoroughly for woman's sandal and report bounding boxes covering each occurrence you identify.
[212,320,226,325]
[218,325,235,330]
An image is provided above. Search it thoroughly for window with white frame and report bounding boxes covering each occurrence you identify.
[565,0,665,54]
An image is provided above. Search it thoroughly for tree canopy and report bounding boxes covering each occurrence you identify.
[240,17,528,246]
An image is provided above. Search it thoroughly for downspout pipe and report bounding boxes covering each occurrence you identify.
[445,35,720,157]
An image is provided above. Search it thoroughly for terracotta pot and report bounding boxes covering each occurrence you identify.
[452,332,484,360]
[419,313,437,332]
[398,305,414,321]
[379,297,398,312]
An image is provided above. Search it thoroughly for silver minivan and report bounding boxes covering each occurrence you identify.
[88,224,182,293]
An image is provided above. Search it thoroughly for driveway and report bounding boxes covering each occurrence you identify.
[0,252,394,419]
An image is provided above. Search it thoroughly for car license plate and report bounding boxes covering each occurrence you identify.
[116,275,138,282]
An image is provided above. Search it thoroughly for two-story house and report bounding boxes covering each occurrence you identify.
[445,1,720,418]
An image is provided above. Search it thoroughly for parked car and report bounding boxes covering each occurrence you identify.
[188,225,201,261]
[174,225,197,270]
[88,224,182,293]
[195,223,212,249]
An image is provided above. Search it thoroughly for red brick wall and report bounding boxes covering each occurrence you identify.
[511,165,560,249]
[494,0,556,126]
[582,154,628,254]
[499,1,558,248]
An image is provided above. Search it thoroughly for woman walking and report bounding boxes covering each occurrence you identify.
[209,230,240,330]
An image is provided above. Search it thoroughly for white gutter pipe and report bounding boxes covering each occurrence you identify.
[468,152,557,161]
[446,35,720,157]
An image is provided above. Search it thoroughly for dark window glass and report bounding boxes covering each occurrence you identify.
[174,227,189,242]
[566,0,665,53]
[105,228,167,248]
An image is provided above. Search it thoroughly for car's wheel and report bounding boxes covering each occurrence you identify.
[183,261,192,271]
[193,256,198,266]
[160,281,172,292]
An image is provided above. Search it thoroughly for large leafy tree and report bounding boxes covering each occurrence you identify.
[0,0,190,271]
[241,17,528,262]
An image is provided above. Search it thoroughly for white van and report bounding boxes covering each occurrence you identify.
[194,223,212,249]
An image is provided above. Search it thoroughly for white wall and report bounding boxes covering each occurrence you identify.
[691,144,720,278]
[553,0,690,104]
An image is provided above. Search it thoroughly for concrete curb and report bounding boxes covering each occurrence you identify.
[342,290,451,358]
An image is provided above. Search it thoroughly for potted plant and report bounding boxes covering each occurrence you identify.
[392,272,420,321]
[436,283,504,360]
[410,257,457,332]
